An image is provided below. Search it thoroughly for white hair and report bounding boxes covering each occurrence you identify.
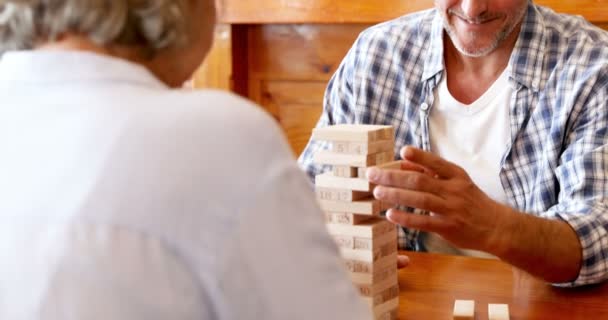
[0,0,191,54]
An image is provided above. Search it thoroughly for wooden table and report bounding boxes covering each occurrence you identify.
[398,251,608,319]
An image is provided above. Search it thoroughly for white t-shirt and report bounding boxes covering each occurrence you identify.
[0,51,371,320]
[424,69,512,258]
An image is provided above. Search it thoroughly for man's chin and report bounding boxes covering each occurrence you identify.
[455,43,499,57]
[447,35,497,57]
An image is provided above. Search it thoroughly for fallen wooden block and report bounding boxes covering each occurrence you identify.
[453,300,475,320]
[312,124,394,142]
[488,304,510,320]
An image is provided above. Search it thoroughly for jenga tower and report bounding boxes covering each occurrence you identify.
[312,124,400,320]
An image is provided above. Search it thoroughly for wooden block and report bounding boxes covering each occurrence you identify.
[352,230,397,250]
[359,160,404,178]
[312,124,394,142]
[373,151,394,166]
[331,229,396,250]
[378,127,395,140]
[332,165,358,177]
[373,297,399,318]
[344,252,398,274]
[374,160,403,170]
[326,218,395,238]
[325,212,372,225]
[355,272,398,296]
[315,173,373,192]
[340,239,397,262]
[361,282,399,307]
[319,198,382,216]
[314,150,393,167]
[332,141,350,153]
[331,139,394,155]
[350,139,394,155]
[488,304,510,320]
[375,308,398,320]
[453,300,475,320]
[351,264,397,285]
[316,187,371,202]
[358,167,366,179]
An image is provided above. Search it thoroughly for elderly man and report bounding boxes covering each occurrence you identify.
[300,0,608,287]
[0,1,371,319]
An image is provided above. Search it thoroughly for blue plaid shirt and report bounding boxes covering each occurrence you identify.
[298,3,608,286]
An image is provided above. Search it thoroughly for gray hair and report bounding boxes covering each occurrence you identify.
[0,0,191,54]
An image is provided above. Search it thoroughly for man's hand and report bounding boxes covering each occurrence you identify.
[366,146,513,254]
[367,146,582,283]
[397,255,409,269]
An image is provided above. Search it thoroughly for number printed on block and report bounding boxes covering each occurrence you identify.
[316,187,372,202]
[325,212,371,225]
[333,230,396,250]
[356,274,397,296]
[344,252,397,274]
[332,141,350,153]
[333,165,358,178]
[351,264,398,285]
[333,235,355,249]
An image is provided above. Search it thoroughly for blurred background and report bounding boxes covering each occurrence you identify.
[193,0,608,156]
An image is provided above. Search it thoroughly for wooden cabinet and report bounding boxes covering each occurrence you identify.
[194,0,608,156]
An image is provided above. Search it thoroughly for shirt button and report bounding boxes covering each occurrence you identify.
[420,103,429,111]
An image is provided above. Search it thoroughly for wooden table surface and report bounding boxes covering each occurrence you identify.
[398,251,608,320]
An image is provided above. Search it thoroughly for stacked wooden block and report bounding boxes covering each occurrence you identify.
[312,124,400,320]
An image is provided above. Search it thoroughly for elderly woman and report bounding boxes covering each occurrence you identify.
[0,1,372,319]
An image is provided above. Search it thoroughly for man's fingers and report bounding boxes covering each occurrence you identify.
[367,168,444,196]
[386,208,449,233]
[373,186,447,213]
[400,146,460,179]
[400,159,437,177]
[397,255,410,269]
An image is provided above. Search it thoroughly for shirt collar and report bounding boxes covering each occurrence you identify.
[508,3,547,92]
[421,11,446,82]
[421,2,547,92]
[0,50,167,89]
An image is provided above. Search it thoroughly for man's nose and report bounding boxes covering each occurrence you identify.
[459,0,489,19]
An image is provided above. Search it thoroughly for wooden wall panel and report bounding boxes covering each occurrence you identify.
[260,81,326,155]
[193,24,232,90]
[247,25,368,155]
[248,24,369,81]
